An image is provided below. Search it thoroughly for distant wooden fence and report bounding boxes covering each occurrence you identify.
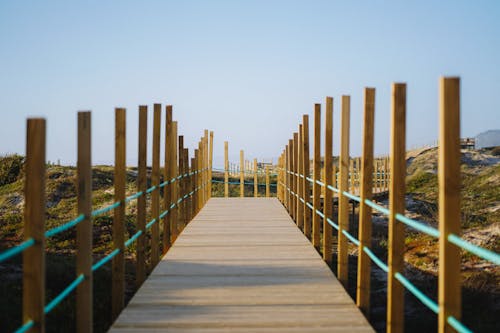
[276,77,499,333]
[211,142,276,198]
[1,104,213,333]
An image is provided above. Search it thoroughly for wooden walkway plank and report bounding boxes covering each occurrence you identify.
[110,198,373,333]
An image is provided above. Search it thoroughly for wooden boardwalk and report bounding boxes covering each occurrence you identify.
[110,198,373,332]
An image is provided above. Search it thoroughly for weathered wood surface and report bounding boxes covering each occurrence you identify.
[110,198,373,332]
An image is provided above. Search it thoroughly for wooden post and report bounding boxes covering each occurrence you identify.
[191,156,196,217]
[302,114,311,238]
[171,121,178,241]
[224,141,229,197]
[24,118,46,333]
[204,130,209,202]
[77,112,92,333]
[254,158,258,197]
[338,96,351,286]
[332,165,337,190]
[349,158,356,194]
[288,140,293,215]
[197,141,202,210]
[240,150,244,197]
[184,148,193,223]
[285,145,289,209]
[356,88,375,316]
[194,149,199,213]
[137,106,147,282]
[297,124,304,230]
[323,97,333,265]
[438,77,461,333]
[163,106,173,252]
[151,104,161,267]
[209,131,214,198]
[292,133,298,222]
[112,108,126,321]
[312,104,321,250]
[265,166,270,197]
[178,136,185,231]
[387,83,407,333]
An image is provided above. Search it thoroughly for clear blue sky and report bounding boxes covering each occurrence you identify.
[1,0,499,168]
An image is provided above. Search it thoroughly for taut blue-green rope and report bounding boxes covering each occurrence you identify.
[0,238,34,263]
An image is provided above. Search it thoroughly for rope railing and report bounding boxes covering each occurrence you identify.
[297,174,500,265]
[1,105,214,333]
[281,176,475,333]
[275,79,497,333]
[0,168,208,264]
[8,170,209,333]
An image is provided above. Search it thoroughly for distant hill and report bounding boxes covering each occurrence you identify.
[476,129,500,148]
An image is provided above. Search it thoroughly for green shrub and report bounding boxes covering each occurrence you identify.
[0,154,25,186]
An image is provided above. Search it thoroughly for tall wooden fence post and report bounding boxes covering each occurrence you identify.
[265,166,270,197]
[163,106,173,252]
[297,124,304,230]
[24,118,46,333]
[438,77,461,333]
[288,139,293,216]
[77,112,92,333]
[112,108,126,321]
[285,145,289,209]
[204,130,209,203]
[254,158,258,197]
[323,97,333,265]
[209,131,214,198]
[356,88,375,316]
[312,104,321,250]
[240,150,244,197]
[171,121,179,241]
[224,142,229,197]
[137,106,147,284]
[302,115,311,238]
[292,133,298,222]
[387,83,407,333]
[178,136,185,231]
[338,96,351,286]
[151,104,161,267]
[185,148,191,222]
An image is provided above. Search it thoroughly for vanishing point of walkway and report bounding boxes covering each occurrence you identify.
[110,198,373,332]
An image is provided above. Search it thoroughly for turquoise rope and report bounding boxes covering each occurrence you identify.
[327,184,340,194]
[342,229,360,246]
[0,238,34,263]
[448,316,473,333]
[14,320,34,333]
[211,179,277,187]
[283,182,474,333]
[92,248,120,272]
[145,218,157,230]
[91,201,121,217]
[448,233,500,265]
[394,272,439,314]
[342,191,361,202]
[395,213,440,238]
[125,191,143,203]
[45,214,85,238]
[44,274,85,314]
[145,185,157,194]
[159,210,169,219]
[362,247,389,273]
[326,217,339,230]
[124,230,142,248]
[364,199,390,215]
[306,202,314,210]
